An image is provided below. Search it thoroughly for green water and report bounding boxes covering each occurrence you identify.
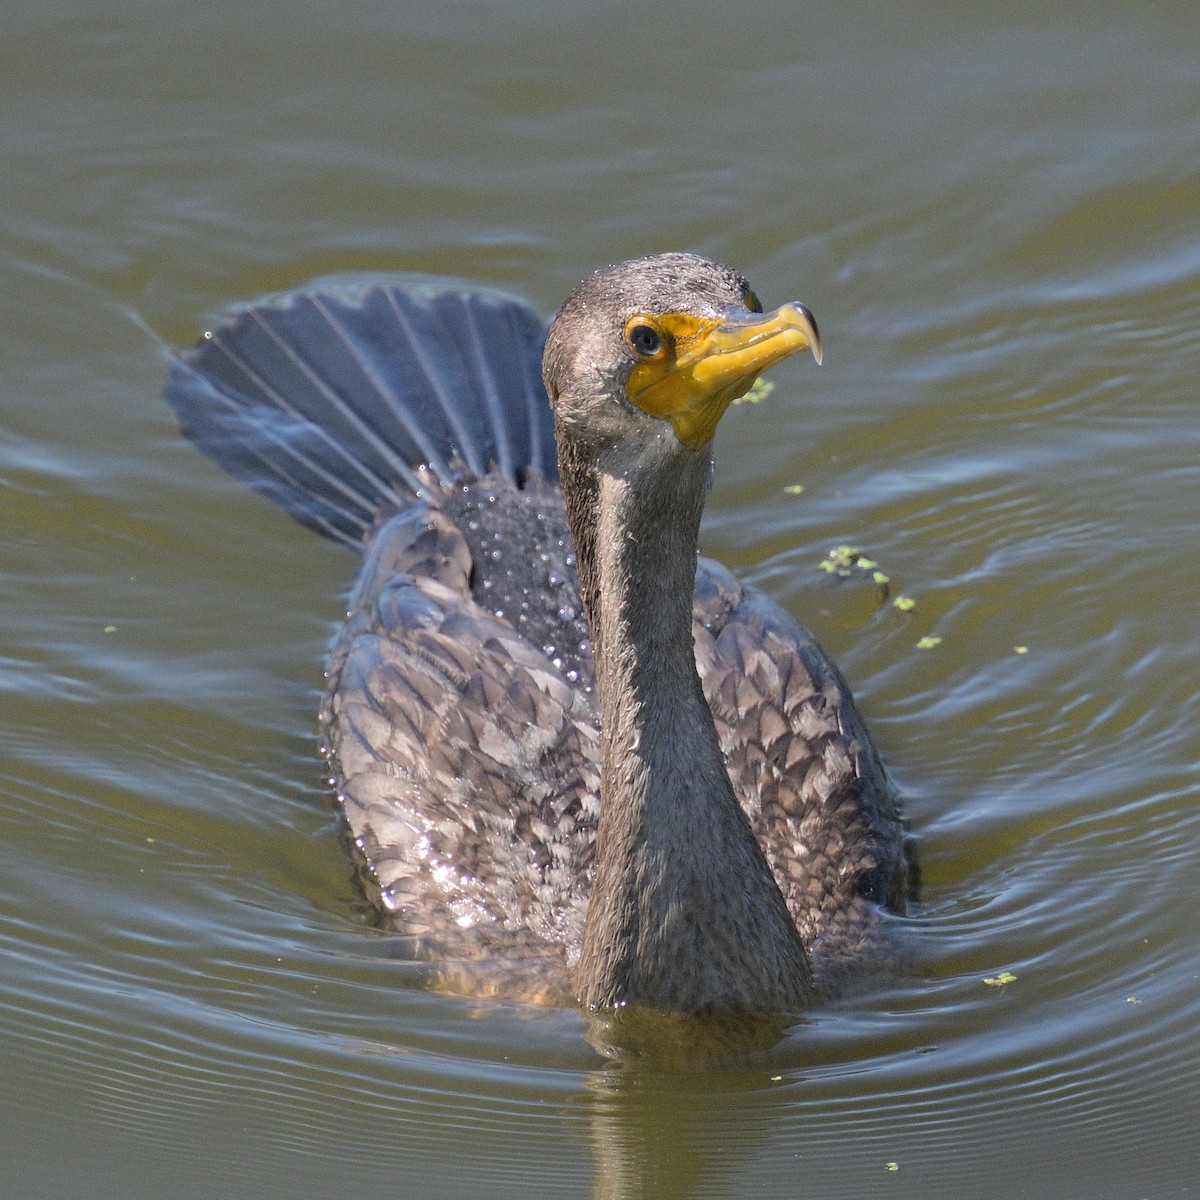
[2,2,1197,1197]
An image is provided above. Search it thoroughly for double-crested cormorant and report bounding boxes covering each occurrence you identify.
[168,252,913,1014]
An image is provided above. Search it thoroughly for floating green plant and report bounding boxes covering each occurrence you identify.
[733,378,775,405]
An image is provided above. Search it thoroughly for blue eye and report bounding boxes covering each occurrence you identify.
[627,324,661,356]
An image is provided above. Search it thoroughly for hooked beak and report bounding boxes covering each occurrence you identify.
[625,302,822,450]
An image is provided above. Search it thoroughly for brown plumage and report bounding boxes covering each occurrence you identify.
[167,252,915,1013]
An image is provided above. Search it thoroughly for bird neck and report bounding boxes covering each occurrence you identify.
[561,434,812,1012]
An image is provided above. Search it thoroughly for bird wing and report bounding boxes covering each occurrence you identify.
[323,502,599,965]
[692,557,913,971]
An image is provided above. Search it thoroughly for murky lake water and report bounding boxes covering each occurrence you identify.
[2,2,1198,1197]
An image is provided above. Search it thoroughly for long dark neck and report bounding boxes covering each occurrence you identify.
[558,430,812,1012]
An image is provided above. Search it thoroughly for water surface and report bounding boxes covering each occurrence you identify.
[2,2,1198,1197]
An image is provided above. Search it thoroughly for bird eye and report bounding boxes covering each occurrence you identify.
[742,286,763,314]
[626,323,662,358]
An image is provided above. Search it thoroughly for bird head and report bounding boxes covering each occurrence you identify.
[543,252,821,453]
